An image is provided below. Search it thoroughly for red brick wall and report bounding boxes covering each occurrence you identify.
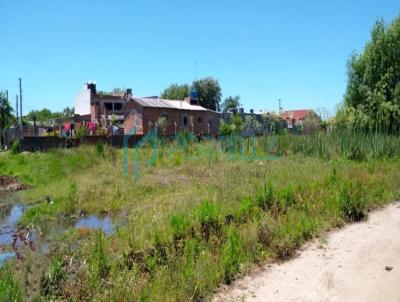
[141,108,219,136]
[124,107,144,135]
[123,100,220,136]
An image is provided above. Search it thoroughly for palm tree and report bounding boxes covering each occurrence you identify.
[0,92,13,148]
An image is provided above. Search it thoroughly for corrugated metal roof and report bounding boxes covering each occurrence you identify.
[132,98,212,111]
[133,98,176,108]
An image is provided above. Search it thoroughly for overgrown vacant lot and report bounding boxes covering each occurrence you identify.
[1,132,400,301]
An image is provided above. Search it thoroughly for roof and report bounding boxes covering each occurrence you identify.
[131,97,213,112]
[281,109,311,120]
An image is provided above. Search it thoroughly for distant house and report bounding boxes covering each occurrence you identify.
[74,83,219,136]
[281,109,318,129]
[124,98,219,136]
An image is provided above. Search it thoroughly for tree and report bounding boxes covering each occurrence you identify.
[26,109,53,125]
[218,114,243,136]
[63,106,75,117]
[221,95,241,112]
[0,92,13,148]
[160,84,190,100]
[242,115,263,136]
[302,111,322,133]
[192,77,222,111]
[342,16,400,133]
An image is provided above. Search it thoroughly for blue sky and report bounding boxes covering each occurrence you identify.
[0,1,399,116]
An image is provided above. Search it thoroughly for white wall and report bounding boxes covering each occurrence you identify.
[75,86,91,115]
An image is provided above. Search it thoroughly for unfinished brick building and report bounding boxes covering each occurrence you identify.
[74,83,220,136]
[124,98,219,135]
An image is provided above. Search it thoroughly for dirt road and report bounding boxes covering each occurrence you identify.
[214,202,400,302]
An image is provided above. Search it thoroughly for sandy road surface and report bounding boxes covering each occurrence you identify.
[214,202,400,302]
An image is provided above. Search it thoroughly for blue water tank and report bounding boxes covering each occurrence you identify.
[190,88,198,98]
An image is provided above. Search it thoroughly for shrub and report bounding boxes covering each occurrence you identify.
[340,181,368,221]
[257,220,273,247]
[218,122,234,136]
[11,139,21,154]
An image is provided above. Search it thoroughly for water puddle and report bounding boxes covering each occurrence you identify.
[0,252,15,267]
[0,204,25,245]
[0,203,116,268]
[0,204,25,267]
[75,215,115,235]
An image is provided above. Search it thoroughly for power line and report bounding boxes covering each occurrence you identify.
[0,39,66,81]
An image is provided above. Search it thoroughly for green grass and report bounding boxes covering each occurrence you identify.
[0,264,22,302]
[0,132,399,301]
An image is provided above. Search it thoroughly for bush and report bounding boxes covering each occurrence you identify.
[219,122,234,136]
[340,181,368,221]
[11,139,21,154]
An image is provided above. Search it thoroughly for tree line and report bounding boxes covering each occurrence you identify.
[160,77,243,113]
[338,16,400,134]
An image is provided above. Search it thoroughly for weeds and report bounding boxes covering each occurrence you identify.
[340,181,368,221]
[221,230,241,284]
[0,265,22,302]
[197,201,221,240]
[255,182,275,211]
[1,132,399,301]
[40,255,66,298]
[170,214,191,241]
[88,232,110,288]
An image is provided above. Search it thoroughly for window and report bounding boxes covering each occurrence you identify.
[104,102,122,111]
[198,117,202,123]
[183,116,188,126]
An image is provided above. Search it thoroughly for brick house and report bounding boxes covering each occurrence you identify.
[281,109,317,128]
[74,83,219,136]
[75,83,128,124]
[124,98,219,135]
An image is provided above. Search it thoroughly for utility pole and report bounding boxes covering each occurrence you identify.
[16,95,19,124]
[18,78,23,139]
[278,99,282,116]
